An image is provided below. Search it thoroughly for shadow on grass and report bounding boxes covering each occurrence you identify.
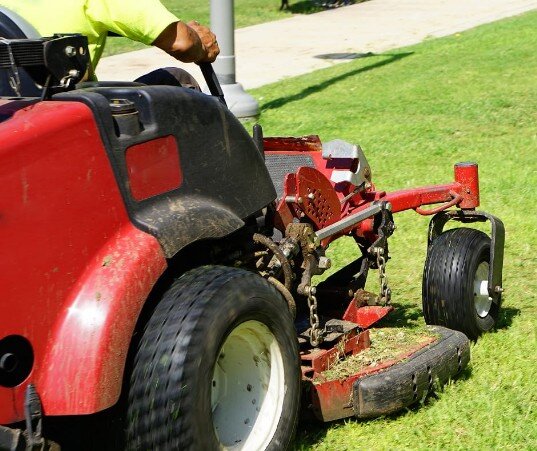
[261,51,413,111]
[284,0,325,14]
[494,305,520,332]
[293,415,330,450]
[373,302,520,334]
[377,301,423,328]
[285,0,368,14]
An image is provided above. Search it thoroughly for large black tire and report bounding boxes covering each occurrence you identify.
[126,266,300,450]
[422,228,500,340]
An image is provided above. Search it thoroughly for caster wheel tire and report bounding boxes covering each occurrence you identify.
[422,227,500,340]
[127,266,300,450]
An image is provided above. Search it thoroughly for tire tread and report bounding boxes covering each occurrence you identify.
[127,265,299,450]
[422,227,496,340]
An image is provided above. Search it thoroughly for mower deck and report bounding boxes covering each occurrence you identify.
[304,326,470,422]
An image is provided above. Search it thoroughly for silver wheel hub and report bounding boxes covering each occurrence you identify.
[474,262,493,318]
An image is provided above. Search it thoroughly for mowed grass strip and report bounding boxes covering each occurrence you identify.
[103,0,331,56]
[250,11,537,450]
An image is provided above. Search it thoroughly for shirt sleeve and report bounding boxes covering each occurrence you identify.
[85,0,179,45]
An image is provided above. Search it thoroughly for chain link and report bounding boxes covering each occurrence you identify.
[307,288,323,347]
[376,248,391,305]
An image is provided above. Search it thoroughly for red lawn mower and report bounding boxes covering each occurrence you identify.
[0,19,504,451]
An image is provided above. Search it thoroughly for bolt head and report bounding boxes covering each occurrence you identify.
[65,46,77,57]
[318,256,331,270]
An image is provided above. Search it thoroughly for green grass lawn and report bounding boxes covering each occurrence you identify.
[103,0,332,56]
[249,11,537,450]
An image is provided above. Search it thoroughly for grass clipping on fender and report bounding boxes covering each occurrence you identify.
[316,326,439,383]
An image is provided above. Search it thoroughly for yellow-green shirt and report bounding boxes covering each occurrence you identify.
[0,0,178,69]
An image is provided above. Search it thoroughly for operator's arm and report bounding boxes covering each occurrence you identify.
[86,0,219,64]
[152,21,219,63]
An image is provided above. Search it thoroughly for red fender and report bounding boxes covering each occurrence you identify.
[38,223,166,415]
[0,101,166,422]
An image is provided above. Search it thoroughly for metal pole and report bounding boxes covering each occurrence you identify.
[210,0,235,85]
[210,0,259,119]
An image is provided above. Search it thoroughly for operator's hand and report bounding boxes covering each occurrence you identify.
[153,21,219,64]
[187,21,220,63]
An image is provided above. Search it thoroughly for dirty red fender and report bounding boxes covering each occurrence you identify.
[0,101,167,423]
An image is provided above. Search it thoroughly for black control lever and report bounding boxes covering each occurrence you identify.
[199,62,227,107]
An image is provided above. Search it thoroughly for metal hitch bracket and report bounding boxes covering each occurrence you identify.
[428,210,505,301]
[315,201,388,241]
[0,384,55,451]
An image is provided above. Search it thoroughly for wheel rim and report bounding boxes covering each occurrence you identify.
[211,320,285,450]
[474,262,493,318]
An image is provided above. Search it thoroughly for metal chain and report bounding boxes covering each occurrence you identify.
[376,248,391,305]
[307,287,323,347]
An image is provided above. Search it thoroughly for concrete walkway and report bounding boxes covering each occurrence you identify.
[97,0,537,89]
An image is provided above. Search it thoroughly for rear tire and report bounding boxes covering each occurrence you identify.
[126,266,300,450]
[422,228,500,340]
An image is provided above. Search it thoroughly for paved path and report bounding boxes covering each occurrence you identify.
[97,0,537,89]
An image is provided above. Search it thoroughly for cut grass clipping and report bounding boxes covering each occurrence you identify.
[316,327,439,383]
